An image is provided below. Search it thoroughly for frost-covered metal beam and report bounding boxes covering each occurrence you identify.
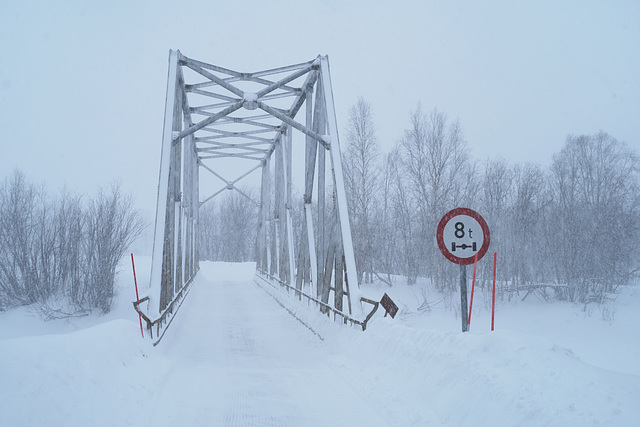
[148,50,202,324]
[250,60,313,78]
[174,101,244,141]
[149,50,180,316]
[319,56,361,312]
[199,160,262,189]
[196,133,273,144]
[198,146,267,155]
[183,60,245,98]
[192,90,300,112]
[257,101,329,149]
[256,64,315,98]
[198,126,276,137]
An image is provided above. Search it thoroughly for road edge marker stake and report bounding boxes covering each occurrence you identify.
[131,253,144,338]
[468,253,478,326]
[491,251,497,331]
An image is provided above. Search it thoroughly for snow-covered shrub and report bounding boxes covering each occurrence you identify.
[0,171,144,314]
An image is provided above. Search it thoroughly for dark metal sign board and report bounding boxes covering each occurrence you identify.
[380,293,398,318]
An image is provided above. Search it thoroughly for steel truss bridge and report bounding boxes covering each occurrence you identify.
[135,51,378,344]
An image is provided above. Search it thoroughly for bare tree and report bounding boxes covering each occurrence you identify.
[388,147,420,284]
[548,132,640,302]
[0,172,145,315]
[54,188,85,306]
[480,159,513,296]
[198,201,220,261]
[219,189,258,262]
[372,151,400,284]
[198,187,259,262]
[0,171,39,306]
[508,163,550,298]
[81,184,145,313]
[343,97,380,283]
[399,106,474,290]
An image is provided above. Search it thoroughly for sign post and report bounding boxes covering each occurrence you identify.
[131,253,144,338]
[436,208,490,333]
[459,264,468,332]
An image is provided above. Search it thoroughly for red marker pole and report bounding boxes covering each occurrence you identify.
[467,253,478,326]
[491,252,497,331]
[131,253,144,338]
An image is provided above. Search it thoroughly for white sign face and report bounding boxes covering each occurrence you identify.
[436,208,490,265]
[442,214,484,258]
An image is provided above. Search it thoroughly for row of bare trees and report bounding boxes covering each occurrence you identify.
[0,171,145,314]
[198,189,259,262]
[191,99,639,305]
[342,99,640,304]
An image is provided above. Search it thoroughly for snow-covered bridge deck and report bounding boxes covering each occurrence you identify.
[148,262,389,426]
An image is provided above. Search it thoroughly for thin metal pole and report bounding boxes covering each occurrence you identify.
[131,253,144,338]
[460,264,469,333]
[468,253,478,326]
[492,252,497,331]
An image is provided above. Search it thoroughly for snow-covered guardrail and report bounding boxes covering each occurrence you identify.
[255,269,379,331]
[132,267,199,346]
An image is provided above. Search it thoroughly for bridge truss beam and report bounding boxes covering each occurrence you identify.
[144,50,371,334]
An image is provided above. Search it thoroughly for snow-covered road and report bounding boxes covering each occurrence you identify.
[147,262,390,426]
[1,260,638,426]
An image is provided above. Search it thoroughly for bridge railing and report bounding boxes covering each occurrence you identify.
[133,266,199,346]
[255,269,379,331]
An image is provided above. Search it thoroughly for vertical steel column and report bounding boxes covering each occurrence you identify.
[181,90,195,286]
[274,135,285,282]
[267,156,277,277]
[319,56,361,312]
[284,127,296,287]
[303,83,320,297]
[259,159,270,273]
[296,83,316,294]
[317,128,326,299]
[149,50,180,315]
[173,113,183,295]
[194,155,200,268]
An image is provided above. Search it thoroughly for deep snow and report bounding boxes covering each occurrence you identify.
[1,258,638,426]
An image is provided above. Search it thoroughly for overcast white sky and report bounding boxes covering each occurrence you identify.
[1,0,638,216]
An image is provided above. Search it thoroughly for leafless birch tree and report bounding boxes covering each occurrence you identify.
[547,132,640,302]
[343,97,380,283]
[399,106,474,290]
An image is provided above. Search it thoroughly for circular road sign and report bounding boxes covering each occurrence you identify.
[436,208,490,265]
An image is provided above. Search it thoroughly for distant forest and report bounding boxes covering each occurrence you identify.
[199,98,640,307]
[3,100,635,314]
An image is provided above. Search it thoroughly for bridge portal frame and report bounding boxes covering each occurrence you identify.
[143,50,370,336]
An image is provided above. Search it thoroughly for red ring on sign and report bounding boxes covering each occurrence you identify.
[436,208,490,265]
